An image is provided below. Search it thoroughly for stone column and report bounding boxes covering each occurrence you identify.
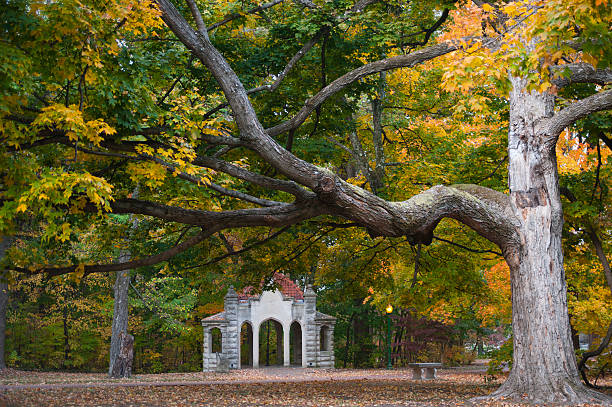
[303,285,317,367]
[329,322,336,367]
[224,287,239,369]
[253,321,260,368]
[202,327,210,371]
[283,324,290,366]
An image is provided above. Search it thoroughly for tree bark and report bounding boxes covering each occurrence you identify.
[0,237,11,370]
[110,331,134,378]
[63,306,70,368]
[484,76,611,404]
[370,71,386,195]
[108,264,130,377]
[109,188,139,378]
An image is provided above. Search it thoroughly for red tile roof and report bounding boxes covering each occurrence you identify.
[202,311,225,321]
[238,273,304,300]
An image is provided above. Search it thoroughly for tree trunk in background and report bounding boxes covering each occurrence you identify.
[370,71,386,196]
[488,76,610,404]
[352,303,372,368]
[0,237,10,370]
[108,255,131,377]
[63,306,70,368]
[110,331,134,378]
[109,188,139,378]
[0,276,6,370]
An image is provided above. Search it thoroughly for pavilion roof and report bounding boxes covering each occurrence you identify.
[238,272,304,300]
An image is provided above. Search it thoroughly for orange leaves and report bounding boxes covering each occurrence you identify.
[477,262,511,326]
[437,2,483,42]
[556,131,611,175]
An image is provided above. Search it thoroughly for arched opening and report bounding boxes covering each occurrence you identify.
[240,322,253,368]
[259,319,283,366]
[320,325,329,351]
[289,321,302,366]
[210,327,222,353]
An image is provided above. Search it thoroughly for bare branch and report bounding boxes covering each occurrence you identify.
[266,41,460,137]
[432,235,503,256]
[186,225,291,269]
[208,0,284,31]
[11,229,214,277]
[184,0,209,39]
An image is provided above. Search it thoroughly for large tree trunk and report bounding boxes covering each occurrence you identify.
[488,76,611,404]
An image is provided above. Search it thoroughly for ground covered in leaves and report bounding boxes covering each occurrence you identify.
[0,367,610,406]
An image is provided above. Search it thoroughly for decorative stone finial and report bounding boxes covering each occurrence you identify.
[304,284,316,297]
[225,285,238,298]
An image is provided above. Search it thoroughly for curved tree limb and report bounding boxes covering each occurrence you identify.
[543,89,612,142]
[105,197,327,229]
[12,229,214,277]
[578,320,612,389]
[266,41,460,137]
[193,156,314,200]
[551,64,612,88]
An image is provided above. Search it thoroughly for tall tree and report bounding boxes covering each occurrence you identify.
[1,0,612,403]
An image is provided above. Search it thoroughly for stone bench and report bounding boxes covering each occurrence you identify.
[407,363,442,380]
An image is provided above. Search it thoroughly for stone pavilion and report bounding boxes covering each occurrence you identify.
[201,273,336,371]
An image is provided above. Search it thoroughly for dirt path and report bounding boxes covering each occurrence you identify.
[1,367,478,390]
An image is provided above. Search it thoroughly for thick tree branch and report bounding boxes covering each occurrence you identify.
[551,64,612,88]
[184,0,209,39]
[193,156,314,200]
[543,89,612,141]
[154,0,518,257]
[106,197,326,229]
[202,28,328,120]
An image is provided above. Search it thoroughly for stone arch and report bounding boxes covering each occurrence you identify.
[289,320,303,366]
[259,318,284,366]
[240,321,253,368]
[319,325,330,351]
[210,327,222,353]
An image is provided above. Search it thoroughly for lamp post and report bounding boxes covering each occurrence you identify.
[385,304,393,370]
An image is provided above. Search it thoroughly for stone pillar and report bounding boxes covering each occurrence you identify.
[224,286,240,369]
[202,327,210,371]
[329,322,336,367]
[283,324,290,366]
[303,285,317,367]
[253,322,260,368]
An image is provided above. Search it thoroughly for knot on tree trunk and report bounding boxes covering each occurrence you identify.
[110,331,134,378]
[315,174,336,196]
